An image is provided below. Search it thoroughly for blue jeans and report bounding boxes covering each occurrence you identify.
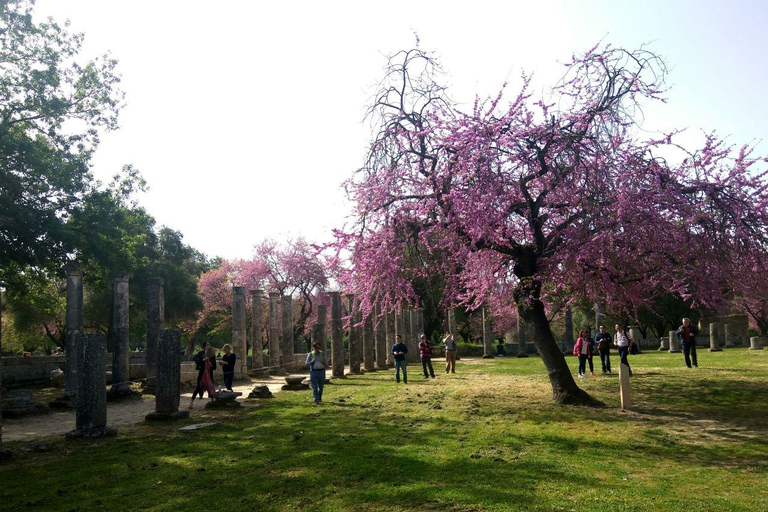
[394,359,408,383]
[309,369,326,403]
[617,346,632,375]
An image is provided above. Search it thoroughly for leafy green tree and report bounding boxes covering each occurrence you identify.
[0,0,123,282]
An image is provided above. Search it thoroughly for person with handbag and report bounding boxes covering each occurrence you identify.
[573,330,594,378]
[189,346,217,409]
[594,325,612,374]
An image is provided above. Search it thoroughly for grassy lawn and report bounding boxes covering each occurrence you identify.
[2,348,767,512]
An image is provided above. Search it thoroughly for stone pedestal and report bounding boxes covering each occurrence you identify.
[232,287,247,377]
[281,376,310,391]
[658,334,669,351]
[145,277,165,394]
[247,386,274,399]
[109,274,139,400]
[668,331,681,353]
[205,391,243,408]
[66,334,117,438]
[330,292,345,378]
[281,295,294,371]
[268,292,281,369]
[250,289,266,373]
[709,322,722,352]
[629,326,643,353]
[146,330,189,421]
[619,362,631,411]
[482,307,494,358]
[723,323,736,348]
[749,337,764,350]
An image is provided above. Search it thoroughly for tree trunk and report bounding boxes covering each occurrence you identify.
[512,258,597,405]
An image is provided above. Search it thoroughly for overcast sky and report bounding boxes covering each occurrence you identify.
[33,0,768,261]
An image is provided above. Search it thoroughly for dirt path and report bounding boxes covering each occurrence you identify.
[3,376,287,442]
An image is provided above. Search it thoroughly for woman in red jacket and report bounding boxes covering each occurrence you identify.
[573,330,594,378]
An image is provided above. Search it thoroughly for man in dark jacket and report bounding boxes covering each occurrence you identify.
[677,318,699,368]
[391,334,408,383]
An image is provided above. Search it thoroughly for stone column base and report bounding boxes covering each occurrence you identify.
[482,354,495,359]
[65,426,118,439]
[145,411,190,421]
[107,388,142,402]
[248,369,271,378]
[708,348,723,352]
[49,394,77,409]
[668,349,681,353]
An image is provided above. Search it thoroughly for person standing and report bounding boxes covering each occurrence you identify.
[573,330,594,378]
[418,334,436,379]
[443,332,457,373]
[305,342,327,404]
[613,323,633,377]
[189,345,216,409]
[676,317,699,368]
[594,325,612,374]
[391,334,408,383]
[220,343,236,391]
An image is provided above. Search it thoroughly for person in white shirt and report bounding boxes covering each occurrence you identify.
[613,323,634,377]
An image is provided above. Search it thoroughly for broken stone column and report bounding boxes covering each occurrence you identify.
[629,326,643,352]
[565,305,574,351]
[232,287,247,377]
[145,277,165,394]
[66,333,117,438]
[709,321,722,352]
[668,330,681,353]
[63,265,84,404]
[482,307,494,358]
[347,294,361,374]
[749,337,764,350]
[268,292,281,369]
[363,309,375,372]
[109,274,137,399]
[250,289,265,371]
[517,313,529,358]
[658,333,669,351]
[374,304,388,369]
[619,361,632,411]
[330,292,345,378]
[146,330,188,421]
[723,323,736,348]
[281,295,294,371]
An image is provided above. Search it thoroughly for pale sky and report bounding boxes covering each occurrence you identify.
[33,0,768,261]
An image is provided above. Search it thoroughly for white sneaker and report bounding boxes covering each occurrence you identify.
[578,373,584,379]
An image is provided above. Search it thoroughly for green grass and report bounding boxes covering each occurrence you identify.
[2,348,767,511]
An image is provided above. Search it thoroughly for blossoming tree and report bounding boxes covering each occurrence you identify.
[336,46,768,404]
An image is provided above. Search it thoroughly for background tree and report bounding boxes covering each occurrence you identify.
[336,45,768,404]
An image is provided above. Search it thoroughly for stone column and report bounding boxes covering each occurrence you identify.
[482,307,494,358]
[146,330,188,421]
[250,290,264,370]
[517,313,529,358]
[668,330,681,353]
[109,274,135,398]
[375,303,388,369]
[347,295,361,374]
[330,292,345,378]
[629,326,642,352]
[564,305,574,350]
[146,277,165,393]
[64,265,84,402]
[281,295,294,371]
[66,333,117,438]
[723,323,736,348]
[317,304,328,356]
[363,309,375,372]
[619,361,632,411]
[749,337,764,350]
[268,292,281,369]
[709,321,722,352]
[232,287,247,377]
